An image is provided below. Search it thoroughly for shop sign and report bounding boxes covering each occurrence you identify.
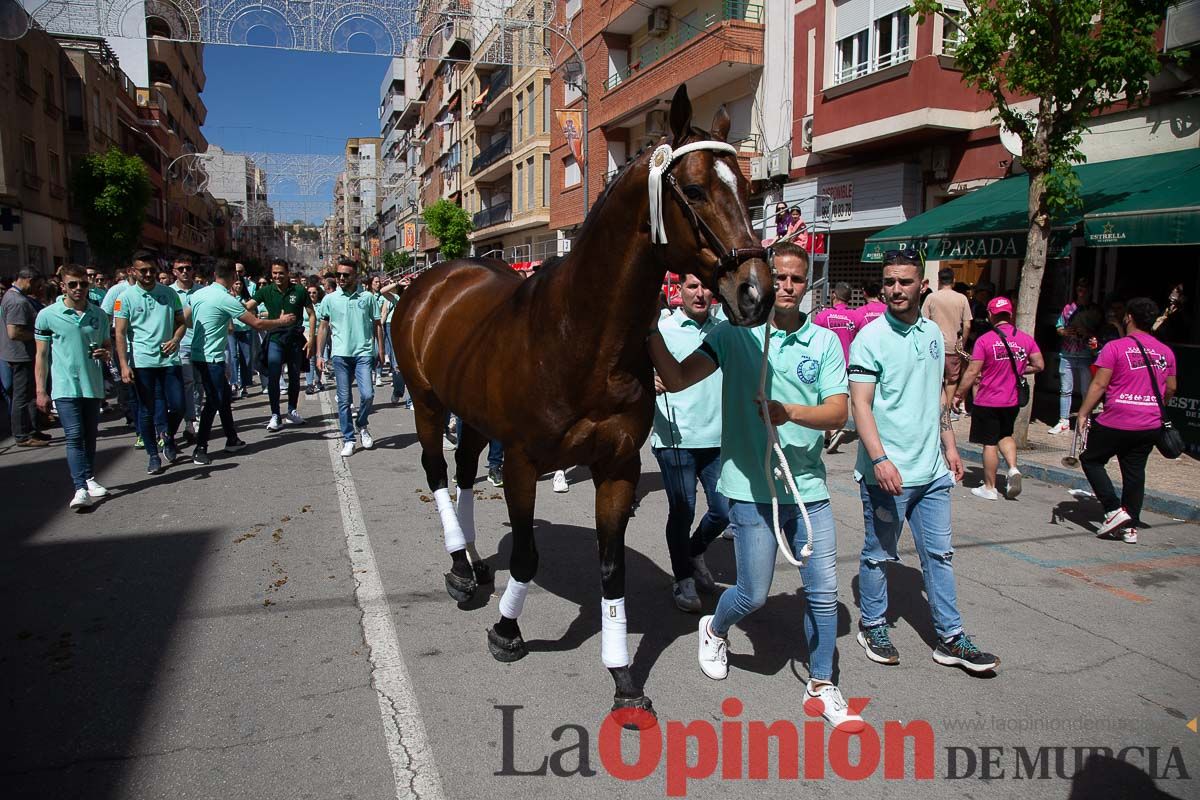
[822,182,853,221]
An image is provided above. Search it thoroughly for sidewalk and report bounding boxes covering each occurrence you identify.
[951,414,1200,521]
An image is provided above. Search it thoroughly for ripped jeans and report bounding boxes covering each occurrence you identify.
[857,473,963,640]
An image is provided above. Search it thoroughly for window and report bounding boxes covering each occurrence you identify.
[942,10,964,55]
[835,30,869,84]
[22,136,38,179]
[16,47,30,87]
[874,10,910,69]
[542,154,550,205]
[526,84,535,138]
[49,151,61,186]
[833,0,913,85]
[564,155,580,187]
[542,79,550,133]
[526,157,534,208]
[516,92,524,142]
[43,69,55,107]
[516,161,524,211]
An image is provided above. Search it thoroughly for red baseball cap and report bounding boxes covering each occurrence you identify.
[987,296,1014,316]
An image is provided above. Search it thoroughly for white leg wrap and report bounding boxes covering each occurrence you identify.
[434,488,467,554]
[601,597,629,668]
[498,579,530,620]
[456,488,477,544]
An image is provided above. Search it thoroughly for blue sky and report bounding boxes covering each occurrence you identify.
[201,45,389,222]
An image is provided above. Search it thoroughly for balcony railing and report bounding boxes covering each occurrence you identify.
[834,45,911,86]
[473,201,511,230]
[469,133,512,176]
[603,2,763,91]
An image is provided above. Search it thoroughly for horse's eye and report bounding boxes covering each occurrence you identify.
[683,184,706,201]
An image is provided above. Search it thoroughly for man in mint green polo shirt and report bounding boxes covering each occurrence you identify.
[649,242,863,732]
[651,273,729,613]
[848,249,998,674]
[114,252,187,474]
[171,256,202,440]
[316,257,381,457]
[34,264,111,509]
[188,261,295,464]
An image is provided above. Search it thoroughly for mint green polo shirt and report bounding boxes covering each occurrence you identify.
[113,283,183,368]
[318,287,380,358]
[189,284,251,363]
[172,281,199,352]
[34,298,110,400]
[697,316,847,504]
[848,311,949,487]
[651,310,723,449]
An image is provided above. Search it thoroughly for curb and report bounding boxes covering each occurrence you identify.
[955,442,1200,522]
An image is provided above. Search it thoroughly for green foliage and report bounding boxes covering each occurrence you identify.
[71,147,153,268]
[422,199,473,260]
[381,250,412,272]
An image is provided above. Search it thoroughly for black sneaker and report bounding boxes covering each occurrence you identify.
[162,438,180,463]
[933,633,999,673]
[488,466,504,487]
[147,456,163,475]
[856,624,900,665]
[192,447,212,465]
[224,438,247,452]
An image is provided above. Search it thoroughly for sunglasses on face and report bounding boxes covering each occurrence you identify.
[66,280,90,289]
[336,272,354,279]
[136,267,157,275]
[175,265,193,272]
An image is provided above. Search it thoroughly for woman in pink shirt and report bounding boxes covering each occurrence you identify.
[1077,297,1177,544]
[955,297,1044,501]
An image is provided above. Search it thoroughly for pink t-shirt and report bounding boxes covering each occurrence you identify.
[1095,333,1176,431]
[860,300,887,328]
[812,303,862,363]
[970,323,1041,407]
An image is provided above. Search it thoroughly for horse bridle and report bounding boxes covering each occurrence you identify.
[647,141,768,281]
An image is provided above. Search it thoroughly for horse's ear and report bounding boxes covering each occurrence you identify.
[669,85,692,145]
[711,105,731,142]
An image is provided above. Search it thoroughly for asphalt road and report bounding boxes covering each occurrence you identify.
[1,384,1197,800]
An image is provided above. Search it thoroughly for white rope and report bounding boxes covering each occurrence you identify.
[648,140,739,245]
[757,307,814,568]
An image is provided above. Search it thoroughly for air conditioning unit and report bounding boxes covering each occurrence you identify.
[647,7,670,37]
[750,156,766,181]
[768,145,789,180]
[800,115,814,151]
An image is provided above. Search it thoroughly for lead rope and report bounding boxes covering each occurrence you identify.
[757,307,814,567]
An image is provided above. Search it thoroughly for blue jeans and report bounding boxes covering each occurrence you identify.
[133,365,185,455]
[1058,355,1094,421]
[384,332,406,399]
[858,473,963,640]
[332,355,374,441]
[712,499,838,682]
[232,331,254,387]
[487,439,503,470]
[57,397,100,490]
[195,361,237,449]
[267,336,305,416]
[653,446,730,581]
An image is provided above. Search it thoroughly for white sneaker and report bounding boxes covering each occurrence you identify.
[85,478,109,498]
[285,409,304,425]
[697,615,728,680]
[1097,507,1132,537]
[360,427,375,450]
[373,375,383,387]
[971,486,1000,501]
[1047,419,1070,435]
[266,414,282,432]
[1122,528,1138,544]
[805,681,865,732]
[70,488,94,511]
[673,578,702,613]
[552,470,569,493]
[340,441,355,458]
[1005,468,1022,499]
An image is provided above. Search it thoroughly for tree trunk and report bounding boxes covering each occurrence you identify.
[1013,166,1051,448]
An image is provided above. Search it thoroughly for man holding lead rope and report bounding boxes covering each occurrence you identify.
[848,249,999,673]
[648,242,865,731]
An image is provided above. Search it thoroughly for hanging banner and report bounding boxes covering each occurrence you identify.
[555,109,585,166]
[403,223,417,250]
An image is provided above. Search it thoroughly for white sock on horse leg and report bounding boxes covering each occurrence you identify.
[498,579,530,620]
[434,488,467,554]
[601,597,629,668]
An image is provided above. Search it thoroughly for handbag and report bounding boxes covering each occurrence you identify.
[1130,337,1184,460]
[995,325,1030,408]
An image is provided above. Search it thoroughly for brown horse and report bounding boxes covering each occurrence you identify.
[390,85,775,719]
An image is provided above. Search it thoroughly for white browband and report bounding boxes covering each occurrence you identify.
[647,141,739,245]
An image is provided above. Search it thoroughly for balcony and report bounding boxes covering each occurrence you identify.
[469,132,512,177]
[833,45,912,87]
[473,201,511,230]
[472,67,512,127]
[380,93,408,123]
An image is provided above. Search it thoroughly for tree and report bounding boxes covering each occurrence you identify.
[381,250,412,272]
[71,147,153,268]
[911,0,1177,444]
[422,199,473,260]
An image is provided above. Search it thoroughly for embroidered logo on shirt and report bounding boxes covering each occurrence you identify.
[929,339,941,360]
[796,356,820,384]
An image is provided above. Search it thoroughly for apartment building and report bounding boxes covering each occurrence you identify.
[378,52,423,260]
[205,145,276,263]
[461,0,556,265]
[337,137,383,262]
[548,0,768,238]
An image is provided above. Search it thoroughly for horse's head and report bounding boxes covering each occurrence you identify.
[649,85,775,327]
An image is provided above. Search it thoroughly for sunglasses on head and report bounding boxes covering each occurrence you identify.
[883,248,922,265]
[66,280,90,289]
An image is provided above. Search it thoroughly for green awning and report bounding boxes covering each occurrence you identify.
[862,149,1200,262]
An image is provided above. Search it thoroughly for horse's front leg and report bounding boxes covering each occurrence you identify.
[487,448,539,662]
[594,458,656,728]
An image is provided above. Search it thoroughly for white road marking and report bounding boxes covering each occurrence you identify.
[318,391,445,800]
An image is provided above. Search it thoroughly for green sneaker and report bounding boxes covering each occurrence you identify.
[134,434,144,449]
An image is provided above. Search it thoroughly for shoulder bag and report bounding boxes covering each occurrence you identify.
[994,326,1030,408]
[1130,337,1184,460]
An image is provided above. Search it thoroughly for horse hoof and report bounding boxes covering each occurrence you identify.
[445,571,478,603]
[487,627,528,663]
[611,695,657,730]
[472,561,494,585]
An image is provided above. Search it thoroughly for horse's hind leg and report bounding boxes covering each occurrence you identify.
[594,458,655,729]
[413,398,476,602]
[454,423,493,586]
[487,448,539,663]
